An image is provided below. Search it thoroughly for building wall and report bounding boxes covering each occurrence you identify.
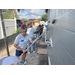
[28,19,40,25]
[0,33,19,51]
[0,19,17,39]
[48,9,75,65]
[0,15,4,39]
[4,19,16,36]
[35,22,39,26]
[34,19,40,25]
[0,27,2,39]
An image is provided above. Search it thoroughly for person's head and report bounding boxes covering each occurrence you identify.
[21,24,27,36]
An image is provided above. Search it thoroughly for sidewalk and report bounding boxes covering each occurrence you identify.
[0,44,15,59]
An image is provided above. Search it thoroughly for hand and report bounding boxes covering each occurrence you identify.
[22,49,26,53]
[36,37,39,40]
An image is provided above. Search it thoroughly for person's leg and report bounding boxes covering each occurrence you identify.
[35,33,39,38]
[22,54,26,61]
[37,33,39,37]
[32,43,35,51]
[40,30,42,35]
[15,49,22,58]
[16,49,27,65]
[35,33,37,38]
[28,40,31,52]
[21,51,27,65]
[32,37,35,51]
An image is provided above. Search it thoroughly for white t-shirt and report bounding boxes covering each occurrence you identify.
[27,28,36,38]
[14,33,31,50]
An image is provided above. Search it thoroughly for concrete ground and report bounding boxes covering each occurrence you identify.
[23,38,48,65]
[18,37,48,65]
[26,53,48,65]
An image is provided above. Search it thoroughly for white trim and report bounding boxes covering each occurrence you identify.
[14,17,17,31]
[48,56,51,65]
[0,17,4,38]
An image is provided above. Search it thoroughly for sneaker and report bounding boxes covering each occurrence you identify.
[33,51,35,53]
[28,52,30,54]
[20,61,26,65]
[24,62,26,65]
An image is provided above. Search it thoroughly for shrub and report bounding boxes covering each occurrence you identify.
[11,27,21,35]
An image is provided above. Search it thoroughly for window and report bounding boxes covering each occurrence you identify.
[17,20,22,25]
[52,19,56,24]
[20,20,22,24]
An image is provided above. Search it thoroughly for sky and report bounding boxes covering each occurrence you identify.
[16,9,45,19]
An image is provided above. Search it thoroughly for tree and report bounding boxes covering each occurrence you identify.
[22,18,29,22]
[2,9,19,19]
[41,13,48,22]
[38,18,41,21]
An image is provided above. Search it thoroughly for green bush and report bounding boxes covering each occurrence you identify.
[11,27,21,35]
[11,31,16,35]
[16,27,21,33]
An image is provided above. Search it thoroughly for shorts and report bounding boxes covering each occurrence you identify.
[16,49,27,57]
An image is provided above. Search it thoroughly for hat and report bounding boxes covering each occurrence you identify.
[41,23,43,25]
[2,56,20,65]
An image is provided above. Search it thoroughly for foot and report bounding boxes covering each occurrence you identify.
[33,51,35,53]
[28,51,30,54]
[24,62,26,65]
[20,61,26,65]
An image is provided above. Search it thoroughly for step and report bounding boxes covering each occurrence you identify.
[37,41,47,54]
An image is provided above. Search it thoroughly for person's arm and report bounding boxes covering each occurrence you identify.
[14,44,26,53]
[34,27,42,34]
[14,44,23,51]
[29,37,39,43]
